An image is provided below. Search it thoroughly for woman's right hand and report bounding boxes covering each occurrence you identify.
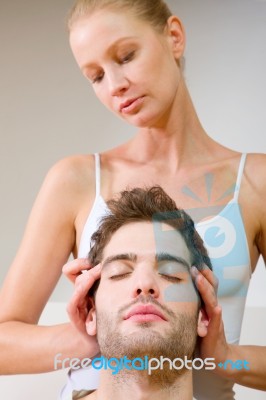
[66,264,102,338]
[63,258,93,283]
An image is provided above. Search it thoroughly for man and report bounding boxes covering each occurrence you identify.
[68,186,212,400]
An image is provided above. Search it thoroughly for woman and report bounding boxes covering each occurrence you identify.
[0,0,265,399]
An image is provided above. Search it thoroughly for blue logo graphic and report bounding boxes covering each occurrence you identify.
[218,359,250,370]
[152,173,250,302]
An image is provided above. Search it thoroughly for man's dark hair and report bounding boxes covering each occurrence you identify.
[88,186,212,271]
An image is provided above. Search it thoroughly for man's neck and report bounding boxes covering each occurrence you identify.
[89,369,193,400]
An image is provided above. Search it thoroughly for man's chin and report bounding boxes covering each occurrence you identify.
[102,329,185,361]
[121,320,166,335]
[97,311,197,364]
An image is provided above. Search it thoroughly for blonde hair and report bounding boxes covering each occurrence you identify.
[67,0,172,32]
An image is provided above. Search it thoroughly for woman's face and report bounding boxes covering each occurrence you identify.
[69,9,185,128]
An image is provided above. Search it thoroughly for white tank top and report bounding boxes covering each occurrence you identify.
[60,153,251,400]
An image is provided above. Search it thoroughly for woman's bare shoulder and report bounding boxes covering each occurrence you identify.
[32,154,98,224]
[245,153,266,259]
[245,153,266,192]
[241,153,266,230]
[43,154,96,194]
[47,154,95,180]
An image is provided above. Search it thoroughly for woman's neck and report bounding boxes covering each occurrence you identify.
[125,79,214,171]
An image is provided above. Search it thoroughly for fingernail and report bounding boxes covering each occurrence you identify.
[191,266,198,275]
[82,269,90,275]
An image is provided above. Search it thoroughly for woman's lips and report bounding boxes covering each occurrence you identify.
[120,96,145,114]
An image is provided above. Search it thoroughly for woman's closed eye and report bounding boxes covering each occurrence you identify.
[119,51,135,64]
[91,73,104,84]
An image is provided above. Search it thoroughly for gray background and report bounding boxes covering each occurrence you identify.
[0,1,266,399]
[0,0,265,304]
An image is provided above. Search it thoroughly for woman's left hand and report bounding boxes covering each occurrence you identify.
[192,266,231,370]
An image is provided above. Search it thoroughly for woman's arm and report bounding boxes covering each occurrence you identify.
[196,154,266,390]
[0,155,99,373]
[219,344,266,390]
[0,321,98,374]
[197,267,266,390]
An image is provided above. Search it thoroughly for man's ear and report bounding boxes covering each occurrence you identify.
[197,307,209,338]
[85,297,97,336]
[165,15,186,60]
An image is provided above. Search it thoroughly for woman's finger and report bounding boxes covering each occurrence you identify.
[67,289,90,333]
[74,263,101,291]
[198,265,219,293]
[62,258,92,283]
[67,264,102,333]
[205,305,222,340]
[192,267,218,317]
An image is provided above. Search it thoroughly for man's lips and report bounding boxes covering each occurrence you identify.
[119,96,144,114]
[123,304,167,322]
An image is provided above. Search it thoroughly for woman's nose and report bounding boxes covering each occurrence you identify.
[107,68,129,96]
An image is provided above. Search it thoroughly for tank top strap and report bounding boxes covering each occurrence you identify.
[233,153,247,202]
[94,153,101,197]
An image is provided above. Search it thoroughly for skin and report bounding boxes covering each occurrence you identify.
[0,7,265,392]
[73,221,207,400]
[70,10,183,129]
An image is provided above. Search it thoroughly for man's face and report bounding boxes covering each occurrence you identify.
[88,221,206,361]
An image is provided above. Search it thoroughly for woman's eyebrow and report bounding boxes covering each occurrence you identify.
[108,36,139,51]
[102,253,137,270]
[82,36,138,69]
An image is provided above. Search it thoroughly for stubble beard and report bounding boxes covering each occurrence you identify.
[96,305,198,387]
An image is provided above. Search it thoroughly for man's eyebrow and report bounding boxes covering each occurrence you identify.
[102,253,137,269]
[156,252,191,271]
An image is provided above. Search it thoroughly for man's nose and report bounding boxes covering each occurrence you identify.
[107,67,129,96]
[132,268,160,298]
